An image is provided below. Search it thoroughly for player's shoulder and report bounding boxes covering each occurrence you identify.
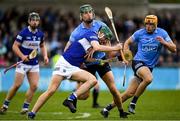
[156,27,167,33]
[19,27,29,34]
[93,20,107,26]
[37,29,44,36]
[134,28,146,35]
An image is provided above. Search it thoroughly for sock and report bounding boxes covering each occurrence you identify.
[3,100,10,108]
[118,108,124,114]
[105,104,113,111]
[131,96,139,104]
[68,93,77,101]
[22,102,30,109]
[92,88,99,105]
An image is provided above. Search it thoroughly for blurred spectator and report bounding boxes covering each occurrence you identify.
[0,7,179,67]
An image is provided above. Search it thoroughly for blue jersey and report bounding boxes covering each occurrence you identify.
[16,26,44,65]
[69,20,107,63]
[132,27,171,68]
[63,30,98,67]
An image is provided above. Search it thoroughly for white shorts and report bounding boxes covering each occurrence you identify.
[16,63,39,75]
[53,56,83,79]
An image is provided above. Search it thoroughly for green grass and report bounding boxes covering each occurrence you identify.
[0,90,180,120]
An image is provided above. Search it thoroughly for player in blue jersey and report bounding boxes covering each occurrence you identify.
[27,26,129,119]
[100,15,177,118]
[64,4,107,108]
[0,12,49,115]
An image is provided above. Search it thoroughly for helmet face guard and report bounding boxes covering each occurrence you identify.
[98,26,113,40]
[144,15,158,27]
[79,4,95,21]
[28,12,40,22]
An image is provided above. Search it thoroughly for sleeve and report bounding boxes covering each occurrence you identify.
[162,29,171,42]
[40,32,45,45]
[131,30,140,43]
[16,31,24,43]
[69,30,76,42]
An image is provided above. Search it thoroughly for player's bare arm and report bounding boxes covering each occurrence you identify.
[40,42,49,65]
[64,41,72,52]
[12,41,29,62]
[156,36,176,53]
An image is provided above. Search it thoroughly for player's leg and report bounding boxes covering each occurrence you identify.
[101,71,129,118]
[28,74,64,119]
[101,76,140,117]
[0,72,25,114]
[84,65,100,108]
[128,66,153,114]
[76,82,90,100]
[92,82,100,108]
[63,70,97,113]
[20,71,39,114]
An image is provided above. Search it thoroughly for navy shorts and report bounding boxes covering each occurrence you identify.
[85,62,111,78]
[132,60,153,80]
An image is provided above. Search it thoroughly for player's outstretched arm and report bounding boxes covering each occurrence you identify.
[40,42,49,65]
[156,36,176,53]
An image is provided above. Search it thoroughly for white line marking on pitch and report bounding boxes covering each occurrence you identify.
[7,111,91,119]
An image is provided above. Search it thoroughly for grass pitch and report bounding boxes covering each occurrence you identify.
[0,90,180,120]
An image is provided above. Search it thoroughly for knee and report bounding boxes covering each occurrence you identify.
[30,84,38,92]
[12,84,21,90]
[89,76,98,87]
[144,75,153,84]
[108,85,119,96]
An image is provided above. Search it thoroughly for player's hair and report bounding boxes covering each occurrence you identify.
[28,12,40,22]
[79,4,95,21]
[144,15,158,27]
[98,26,113,40]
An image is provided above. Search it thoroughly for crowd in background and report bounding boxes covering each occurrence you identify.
[0,7,179,67]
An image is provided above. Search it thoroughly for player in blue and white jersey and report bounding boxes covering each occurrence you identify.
[64,4,107,108]
[27,26,129,119]
[101,15,176,117]
[0,12,49,114]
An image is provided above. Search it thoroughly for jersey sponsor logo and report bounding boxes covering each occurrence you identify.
[142,44,158,52]
[17,35,22,40]
[28,43,39,46]
[22,41,40,49]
